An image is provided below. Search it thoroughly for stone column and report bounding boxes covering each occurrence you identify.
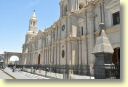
[72,40,79,66]
[82,38,88,74]
[89,11,95,66]
[68,41,72,79]
[46,49,47,65]
[54,46,56,65]
[60,1,63,17]
[68,39,79,79]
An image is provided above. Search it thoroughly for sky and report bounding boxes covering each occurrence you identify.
[0,0,60,54]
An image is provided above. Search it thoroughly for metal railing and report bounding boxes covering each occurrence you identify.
[94,64,120,79]
[7,64,120,79]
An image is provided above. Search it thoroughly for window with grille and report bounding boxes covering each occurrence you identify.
[112,11,120,25]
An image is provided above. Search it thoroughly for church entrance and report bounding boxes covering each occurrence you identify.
[38,54,41,65]
[112,48,120,64]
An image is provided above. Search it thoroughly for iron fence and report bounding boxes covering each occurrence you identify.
[7,64,120,79]
[94,64,120,79]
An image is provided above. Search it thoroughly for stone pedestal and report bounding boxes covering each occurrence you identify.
[94,53,113,79]
[92,29,114,79]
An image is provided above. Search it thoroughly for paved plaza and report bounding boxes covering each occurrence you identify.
[0,67,50,79]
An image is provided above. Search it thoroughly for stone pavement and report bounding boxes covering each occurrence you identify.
[3,67,50,79]
[24,68,95,79]
[2,67,95,79]
[0,70,13,79]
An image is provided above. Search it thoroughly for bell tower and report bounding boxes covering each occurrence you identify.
[29,10,38,33]
[25,10,38,43]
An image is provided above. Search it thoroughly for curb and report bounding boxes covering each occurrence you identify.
[2,70,16,79]
[23,70,58,79]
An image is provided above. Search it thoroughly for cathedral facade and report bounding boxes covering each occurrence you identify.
[21,0,120,71]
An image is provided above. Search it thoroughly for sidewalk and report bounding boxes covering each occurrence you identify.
[3,67,50,79]
[0,70,13,79]
[3,67,95,79]
[23,68,95,79]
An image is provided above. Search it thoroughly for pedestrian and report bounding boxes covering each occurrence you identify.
[12,66,16,72]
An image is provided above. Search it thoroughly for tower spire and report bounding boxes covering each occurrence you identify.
[32,9,36,18]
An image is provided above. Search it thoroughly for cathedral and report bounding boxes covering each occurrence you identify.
[21,0,120,74]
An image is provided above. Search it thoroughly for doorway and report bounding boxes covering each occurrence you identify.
[112,48,120,64]
[38,54,41,65]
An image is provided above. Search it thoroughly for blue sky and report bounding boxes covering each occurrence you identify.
[0,0,60,54]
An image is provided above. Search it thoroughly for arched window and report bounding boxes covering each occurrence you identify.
[63,5,68,16]
[81,26,84,36]
[65,5,68,12]
[33,21,36,26]
[53,32,55,41]
[62,50,65,58]
[62,25,65,31]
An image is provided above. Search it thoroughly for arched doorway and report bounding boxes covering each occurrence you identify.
[38,54,41,65]
[112,48,120,64]
[4,52,22,65]
[9,56,19,65]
